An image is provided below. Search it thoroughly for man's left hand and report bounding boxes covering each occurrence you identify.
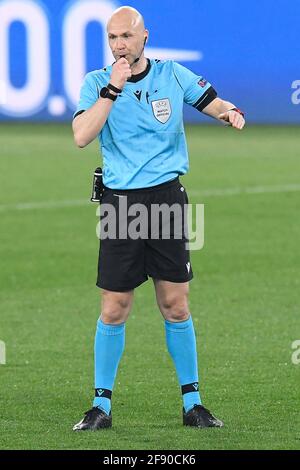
[218,110,245,130]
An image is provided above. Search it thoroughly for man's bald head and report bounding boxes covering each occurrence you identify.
[107,6,148,67]
[107,6,145,33]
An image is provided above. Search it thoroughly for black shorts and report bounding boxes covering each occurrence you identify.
[96,177,193,292]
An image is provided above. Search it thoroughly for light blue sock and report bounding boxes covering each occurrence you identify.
[165,316,202,413]
[93,319,125,415]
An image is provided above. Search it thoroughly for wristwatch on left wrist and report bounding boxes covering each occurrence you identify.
[229,107,245,118]
[100,87,117,101]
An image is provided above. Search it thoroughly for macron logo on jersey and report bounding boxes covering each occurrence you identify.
[134,90,142,101]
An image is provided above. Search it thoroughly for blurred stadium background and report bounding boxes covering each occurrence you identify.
[0,0,299,450]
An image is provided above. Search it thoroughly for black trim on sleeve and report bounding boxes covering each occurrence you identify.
[73,110,85,119]
[193,86,217,112]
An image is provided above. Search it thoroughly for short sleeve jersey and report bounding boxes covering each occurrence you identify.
[74,59,216,189]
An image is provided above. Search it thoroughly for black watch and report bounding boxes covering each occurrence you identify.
[100,87,117,101]
[107,83,122,94]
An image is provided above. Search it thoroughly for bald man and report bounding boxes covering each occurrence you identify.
[72,6,245,431]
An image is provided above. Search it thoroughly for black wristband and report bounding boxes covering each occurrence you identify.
[229,107,245,118]
[107,83,122,94]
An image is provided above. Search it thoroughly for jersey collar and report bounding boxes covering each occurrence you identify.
[127,58,151,83]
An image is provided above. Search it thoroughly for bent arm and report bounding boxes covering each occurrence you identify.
[72,96,115,148]
[73,58,132,148]
[202,97,245,130]
[202,97,235,119]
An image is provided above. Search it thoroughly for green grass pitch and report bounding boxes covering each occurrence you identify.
[0,123,299,450]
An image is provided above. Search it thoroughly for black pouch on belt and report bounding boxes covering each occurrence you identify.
[90,167,104,203]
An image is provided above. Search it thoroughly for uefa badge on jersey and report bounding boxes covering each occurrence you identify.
[198,78,207,88]
[151,99,172,123]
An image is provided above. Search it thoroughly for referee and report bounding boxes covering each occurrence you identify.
[72,6,245,431]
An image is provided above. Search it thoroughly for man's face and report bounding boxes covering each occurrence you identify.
[107,16,146,65]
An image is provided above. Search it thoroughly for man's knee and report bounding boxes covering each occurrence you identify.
[101,290,133,324]
[158,293,190,322]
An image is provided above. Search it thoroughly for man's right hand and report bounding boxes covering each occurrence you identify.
[110,58,132,90]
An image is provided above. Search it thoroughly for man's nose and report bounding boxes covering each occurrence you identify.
[115,37,126,50]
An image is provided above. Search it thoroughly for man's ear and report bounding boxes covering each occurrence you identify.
[144,31,149,46]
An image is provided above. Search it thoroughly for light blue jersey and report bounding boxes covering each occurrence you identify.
[75,59,216,189]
